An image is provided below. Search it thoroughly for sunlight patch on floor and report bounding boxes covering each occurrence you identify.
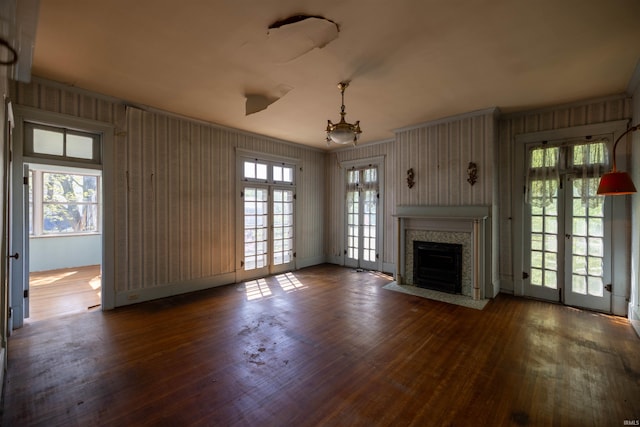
[89,275,102,290]
[276,272,306,292]
[30,270,78,287]
[245,278,272,300]
[243,272,307,300]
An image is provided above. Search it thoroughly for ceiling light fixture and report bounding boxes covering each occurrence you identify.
[326,81,361,146]
[596,124,640,196]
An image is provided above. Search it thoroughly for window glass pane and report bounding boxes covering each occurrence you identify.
[41,172,100,234]
[572,142,607,166]
[256,164,268,180]
[530,147,558,168]
[66,134,94,159]
[33,128,64,156]
[348,170,359,185]
[282,167,293,183]
[244,161,255,179]
[273,166,282,182]
[43,203,98,233]
[364,167,377,182]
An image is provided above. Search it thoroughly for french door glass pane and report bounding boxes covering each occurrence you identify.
[244,187,268,270]
[347,191,359,259]
[362,190,377,262]
[529,181,558,289]
[273,189,294,266]
[571,178,605,297]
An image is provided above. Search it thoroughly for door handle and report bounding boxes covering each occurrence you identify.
[8,252,19,260]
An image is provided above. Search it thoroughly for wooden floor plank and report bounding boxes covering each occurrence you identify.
[28,265,102,322]
[2,264,639,426]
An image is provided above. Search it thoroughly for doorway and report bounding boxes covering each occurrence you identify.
[9,110,112,329]
[25,164,103,322]
[523,138,612,312]
[237,154,296,282]
[344,161,383,271]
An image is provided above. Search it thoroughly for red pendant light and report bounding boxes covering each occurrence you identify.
[597,124,640,196]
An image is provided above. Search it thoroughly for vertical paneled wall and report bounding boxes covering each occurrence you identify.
[394,109,497,207]
[325,141,396,268]
[497,95,632,291]
[13,79,325,300]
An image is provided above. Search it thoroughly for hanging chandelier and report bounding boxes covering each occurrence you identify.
[326,81,362,146]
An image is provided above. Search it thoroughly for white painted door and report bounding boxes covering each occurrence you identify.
[270,187,295,275]
[524,141,612,312]
[563,176,611,312]
[240,185,270,281]
[345,167,379,270]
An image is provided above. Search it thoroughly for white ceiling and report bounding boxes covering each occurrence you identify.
[31,0,640,150]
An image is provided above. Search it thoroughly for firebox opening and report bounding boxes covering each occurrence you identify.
[413,241,462,294]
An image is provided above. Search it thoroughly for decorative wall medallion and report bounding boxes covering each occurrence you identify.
[407,168,415,188]
[467,162,477,186]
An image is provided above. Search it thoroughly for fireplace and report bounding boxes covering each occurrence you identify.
[413,241,462,294]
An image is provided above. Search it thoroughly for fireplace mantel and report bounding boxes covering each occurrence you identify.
[394,205,491,300]
[394,205,490,221]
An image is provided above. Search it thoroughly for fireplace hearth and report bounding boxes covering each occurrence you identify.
[413,241,462,294]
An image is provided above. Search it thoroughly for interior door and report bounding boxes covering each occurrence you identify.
[3,100,14,333]
[9,126,28,328]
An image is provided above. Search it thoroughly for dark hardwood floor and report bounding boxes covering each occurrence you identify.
[2,264,639,426]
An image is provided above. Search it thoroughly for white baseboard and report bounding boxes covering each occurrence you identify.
[629,303,640,338]
[296,256,326,270]
[115,272,237,307]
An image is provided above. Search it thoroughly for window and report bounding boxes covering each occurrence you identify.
[242,160,294,185]
[25,122,101,164]
[29,169,101,236]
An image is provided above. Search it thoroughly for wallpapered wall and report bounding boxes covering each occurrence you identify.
[497,95,632,291]
[12,79,326,301]
[11,78,634,306]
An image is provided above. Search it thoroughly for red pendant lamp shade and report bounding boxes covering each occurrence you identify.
[597,170,637,195]
[596,124,640,196]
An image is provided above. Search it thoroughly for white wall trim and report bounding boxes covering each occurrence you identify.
[10,106,115,329]
[393,107,500,134]
[514,120,630,144]
[512,120,631,313]
[502,94,630,120]
[116,272,237,307]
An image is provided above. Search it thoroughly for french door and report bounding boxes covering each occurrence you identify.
[238,157,295,281]
[524,141,612,312]
[345,166,379,270]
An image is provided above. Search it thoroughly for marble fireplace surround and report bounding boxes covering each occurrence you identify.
[394,206,490,300]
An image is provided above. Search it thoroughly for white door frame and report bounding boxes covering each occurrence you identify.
[235,149,298,283]
[10,106,115,328]
[340,156,385,271]
[513,120,630,314]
